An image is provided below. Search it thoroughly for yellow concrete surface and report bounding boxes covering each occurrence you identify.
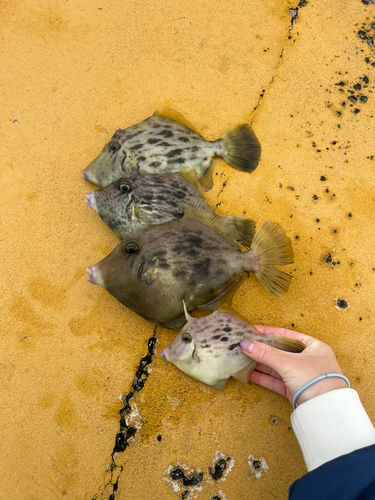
[1,0,375,498]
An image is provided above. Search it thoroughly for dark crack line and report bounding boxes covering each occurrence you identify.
[251,0,307,122]
[215,181,227,208]
[92,328,158,500]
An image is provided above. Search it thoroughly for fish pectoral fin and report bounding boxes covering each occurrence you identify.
[153,105,202,136]
[192,346,200,363]
[183,197,245,250]
[211,379,228,390]
[178,167,206,196]
[142,257,159,284]
[232,360,258,384]
[198,273,248,313]
[127,152,138,169]
[132,199,143,217]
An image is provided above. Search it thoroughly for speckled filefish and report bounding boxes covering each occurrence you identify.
[85,167,206,239]
[161,305,305,389]
[86,197,294,329]
[82,106,261,189]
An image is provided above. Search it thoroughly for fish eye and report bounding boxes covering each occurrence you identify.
[108,141,120,151]
[119,180,132,193]
[125,241,139,254]
[181,332,192,343]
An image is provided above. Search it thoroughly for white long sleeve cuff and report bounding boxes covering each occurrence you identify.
[291,388,375,472]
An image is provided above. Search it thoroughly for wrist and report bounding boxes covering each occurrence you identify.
[292,373,350,409]
[297,378,348,406]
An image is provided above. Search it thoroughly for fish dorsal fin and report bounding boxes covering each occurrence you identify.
[227,216,256,250]
[153,106,202,136]
[198,273,247,313]
[177,167,206,196]
[183,197,243,250]
[217,304,251,324]
[198,162,214,192]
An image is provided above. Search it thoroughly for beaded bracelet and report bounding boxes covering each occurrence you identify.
[292,373,350,410]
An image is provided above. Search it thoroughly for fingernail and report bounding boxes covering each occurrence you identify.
[240,339,254,353]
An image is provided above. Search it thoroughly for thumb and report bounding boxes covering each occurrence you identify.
[240,339,290,375]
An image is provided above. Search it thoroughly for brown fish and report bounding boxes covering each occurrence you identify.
[161,305,305,389]
[86,197,293,329]
[85,167,205,239]
[82,106,261,188]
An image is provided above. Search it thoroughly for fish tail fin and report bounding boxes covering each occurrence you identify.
[233,334,305,385]
[250,221,294,297]
[220,124,261,173]
[261,334,305,353]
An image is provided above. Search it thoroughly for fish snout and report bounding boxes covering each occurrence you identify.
[86,265,103,286]
[160,348,169,361]
[82,167,98,185]
[85,191,97,211]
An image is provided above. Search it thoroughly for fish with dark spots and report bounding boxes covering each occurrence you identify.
[168,158,186,164]
[85,167,206,239]
[86,197,293,329]
[82,106,261,188]
[159,130,174,138]
[161,305,305,388]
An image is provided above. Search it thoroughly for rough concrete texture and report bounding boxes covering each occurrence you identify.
[1,0,375,498]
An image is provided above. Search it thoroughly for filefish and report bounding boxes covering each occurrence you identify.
[161,305,305,389]
[86,197,294,329]
[85,167,205,239]
[82,106,261,188]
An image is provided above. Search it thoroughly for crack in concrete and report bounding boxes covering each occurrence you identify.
[251,0,308,120]
[92,328,158,500]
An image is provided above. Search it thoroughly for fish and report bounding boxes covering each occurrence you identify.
[82,106,261,188]
[161,304,305,389]
[85,167,206,239]
[86,197,294,329]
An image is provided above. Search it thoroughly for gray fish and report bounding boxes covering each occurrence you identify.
[161,305,305,389]
[85,167,205,239]
[82,106,261,188]
[86,198,293,329]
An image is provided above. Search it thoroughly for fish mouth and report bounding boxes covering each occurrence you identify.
[82,168,98,185]
[86,265,103,286]
[85,192,97,211]
[160,349,169,361]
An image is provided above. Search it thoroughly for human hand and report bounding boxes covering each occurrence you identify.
[240,326,348,408]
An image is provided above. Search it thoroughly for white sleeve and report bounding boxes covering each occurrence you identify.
[291,388,375,472]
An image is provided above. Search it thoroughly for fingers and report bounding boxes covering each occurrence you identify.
[240,340,296,377]
[250,370,289,400]
[255,363,283,380]
[254,325,314,346]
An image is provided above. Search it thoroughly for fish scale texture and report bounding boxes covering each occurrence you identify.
[1,1,375,499]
